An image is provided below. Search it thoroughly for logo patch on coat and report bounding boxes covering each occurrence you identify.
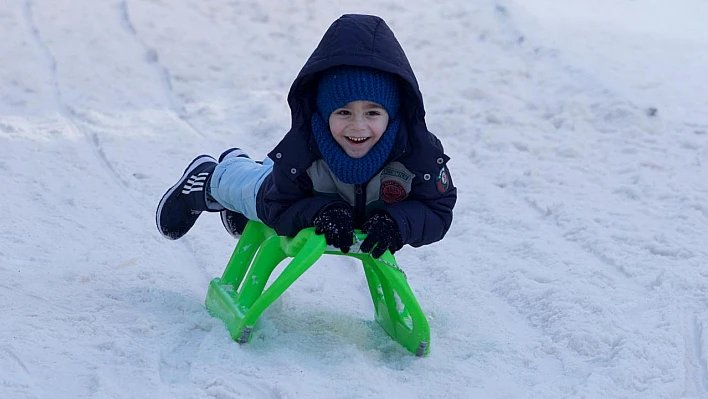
[380,180,407,203]
[436,167,449,193]
[381,168,411,181]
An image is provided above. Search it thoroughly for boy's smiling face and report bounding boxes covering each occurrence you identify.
[328,100,390,159]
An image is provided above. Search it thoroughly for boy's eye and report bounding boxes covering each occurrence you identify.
[366,110,382,116]
[335,110,351,116]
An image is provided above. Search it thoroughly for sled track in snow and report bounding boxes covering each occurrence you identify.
[521,196,637,282]
[24,0,207,196]
[23,0,213,283]
[118,0,207,139]
[116,0,217,282]
[485,0,642,285]
[3,347,31,376]
[23,0,136,196]
[684,312,708,396]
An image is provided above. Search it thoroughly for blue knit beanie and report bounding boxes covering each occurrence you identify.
[316,66,401,119]
[312,66,402,184]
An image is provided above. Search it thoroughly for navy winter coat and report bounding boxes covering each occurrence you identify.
[255,14,457,248]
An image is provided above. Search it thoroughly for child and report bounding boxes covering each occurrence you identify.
[156,14,456,258]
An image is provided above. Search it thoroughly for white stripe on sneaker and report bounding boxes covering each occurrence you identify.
[181,172,211,194]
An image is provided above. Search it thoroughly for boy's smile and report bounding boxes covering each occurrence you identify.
[328,100,390,158]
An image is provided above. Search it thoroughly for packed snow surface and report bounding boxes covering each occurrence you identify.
[2,0,708,398]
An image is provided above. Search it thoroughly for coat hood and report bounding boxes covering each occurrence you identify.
[270,14,447,177]
[287,14,426,124]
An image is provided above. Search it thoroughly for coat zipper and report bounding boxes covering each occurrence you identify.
[354,183,367,228]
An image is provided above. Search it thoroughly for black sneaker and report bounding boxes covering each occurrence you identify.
[156,155,223,240]
[217,148,252,238]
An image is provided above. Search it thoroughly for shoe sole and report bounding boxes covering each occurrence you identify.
[219,147,250,163]
[220,211,239,239]
[156,155,216,239]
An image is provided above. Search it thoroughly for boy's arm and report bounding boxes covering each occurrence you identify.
[258,167,347,237]
[382,166,457,247]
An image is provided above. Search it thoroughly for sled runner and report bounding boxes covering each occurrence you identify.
[205,220,431,356]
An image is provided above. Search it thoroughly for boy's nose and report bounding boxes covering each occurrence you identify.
[351,115,367,130]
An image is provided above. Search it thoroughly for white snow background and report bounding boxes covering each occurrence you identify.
[2,0,708,398]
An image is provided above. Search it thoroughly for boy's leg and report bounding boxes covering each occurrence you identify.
[219,155,273,238]
[156,155,224,240]
[211,150,274,227]
[218,156,274,237]
[217,148,251,238]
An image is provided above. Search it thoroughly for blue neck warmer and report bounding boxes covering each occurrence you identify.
[311,113,400,184]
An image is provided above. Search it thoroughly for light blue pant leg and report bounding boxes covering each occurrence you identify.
[209,157,274,222]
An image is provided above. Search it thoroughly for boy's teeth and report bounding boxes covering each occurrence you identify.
[348,137,367,142]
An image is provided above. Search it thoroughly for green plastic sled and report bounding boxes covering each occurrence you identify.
[205,220,430,356]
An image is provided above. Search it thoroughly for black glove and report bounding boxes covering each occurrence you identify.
[313,204,354,253]
[360,212,403,259]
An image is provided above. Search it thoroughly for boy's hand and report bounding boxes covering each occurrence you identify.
[313,204,355,253]
[360,212,403,259]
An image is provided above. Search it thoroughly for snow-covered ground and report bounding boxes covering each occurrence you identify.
[2,0,708,397]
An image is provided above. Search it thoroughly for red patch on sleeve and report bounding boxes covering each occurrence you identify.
[436,167,449,193]
[380,180,407,203]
